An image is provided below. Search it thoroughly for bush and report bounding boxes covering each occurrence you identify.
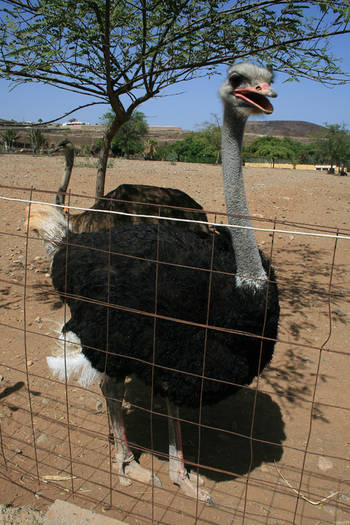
[155,133,218,164]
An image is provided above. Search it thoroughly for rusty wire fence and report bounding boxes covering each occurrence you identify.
[0,183,350,525]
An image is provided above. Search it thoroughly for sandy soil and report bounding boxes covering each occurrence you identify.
[0,154,350,525]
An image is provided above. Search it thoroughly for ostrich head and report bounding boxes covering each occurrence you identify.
[50,139,75,208]
[218,62,277,288]
[50,139,74,155]
[219,62,277,117]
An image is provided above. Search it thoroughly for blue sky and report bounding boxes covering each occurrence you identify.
[1,34,349,130]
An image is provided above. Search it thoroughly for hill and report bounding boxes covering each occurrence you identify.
[0,119,327,150]
[148,120,327,146]
[244,120,326,145]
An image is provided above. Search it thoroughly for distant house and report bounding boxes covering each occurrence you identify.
[61,121,90,127]
[315,165,332,171]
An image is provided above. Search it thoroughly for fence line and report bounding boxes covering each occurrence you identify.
[1,193,350,241]
[0,184,349,524]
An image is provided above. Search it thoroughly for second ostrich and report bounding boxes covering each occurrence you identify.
[52,139,209,234]
[29,62,279,505]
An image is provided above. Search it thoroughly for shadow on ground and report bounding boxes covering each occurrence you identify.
[123,378,285,483]
[275,242,348,341]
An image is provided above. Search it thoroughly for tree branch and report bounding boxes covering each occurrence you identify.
[0,101,107,127]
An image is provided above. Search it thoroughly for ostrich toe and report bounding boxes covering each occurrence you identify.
[189,471,204,486]
[173,473,214,505]
[123,460,162,487]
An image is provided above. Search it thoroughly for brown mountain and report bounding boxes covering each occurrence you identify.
[0,119,327,150]
[244,120,327,145]
[147,121,327,146]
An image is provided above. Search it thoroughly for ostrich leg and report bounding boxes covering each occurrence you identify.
[100,374,161,487]
[166,399,214,505]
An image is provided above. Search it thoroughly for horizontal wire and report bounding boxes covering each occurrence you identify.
[1,194,350,240]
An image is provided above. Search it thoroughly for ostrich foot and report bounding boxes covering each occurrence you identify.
[111,455,133,486]
[172,472,214,505]
[189,471,204,486]
[118,471,133,487]
[123,460,162,488]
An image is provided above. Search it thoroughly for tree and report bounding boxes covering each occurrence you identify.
[313,123,350,172]
[1,1,349,198]
[155,133,219,164]
[295,142,319,165]
[102,111,148,158]
[196,114,222,163]
[0,129,19,151]
[144,139,158,160]
[245,136,297,167]
[29,128,48,153]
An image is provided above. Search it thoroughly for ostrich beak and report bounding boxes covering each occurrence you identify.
[49,146,61,155]
[235,83,277,114]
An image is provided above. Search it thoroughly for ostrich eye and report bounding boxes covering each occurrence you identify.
[229,74,247,89]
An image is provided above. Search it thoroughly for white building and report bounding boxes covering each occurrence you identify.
[61,121,90,127]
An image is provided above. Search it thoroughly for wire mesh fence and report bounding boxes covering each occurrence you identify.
[0,182,350,525]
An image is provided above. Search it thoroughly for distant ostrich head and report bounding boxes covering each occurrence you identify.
[219,62,277,117]
[50,139,74,155]
[50,140,75,208]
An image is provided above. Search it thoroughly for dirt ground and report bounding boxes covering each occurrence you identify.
[0,154,350,525]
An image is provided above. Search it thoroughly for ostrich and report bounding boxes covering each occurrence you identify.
[53,139,75,208]
[29,62,279,505]
[52,139,210,234]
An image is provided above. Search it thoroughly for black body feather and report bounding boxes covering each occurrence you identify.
[51,223,279,408]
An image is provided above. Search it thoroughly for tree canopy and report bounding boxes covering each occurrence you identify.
[101,111,149,157]
[156,116,222,164]
[244,129,350,170]
[159,125,350,169]
[0,128,18,151]
[29,127,48,153]
[313,123,350,171]
[244,136,298,167]
[1,0,349,196]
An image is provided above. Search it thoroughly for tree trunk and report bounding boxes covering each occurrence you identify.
[95,113,129,201]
